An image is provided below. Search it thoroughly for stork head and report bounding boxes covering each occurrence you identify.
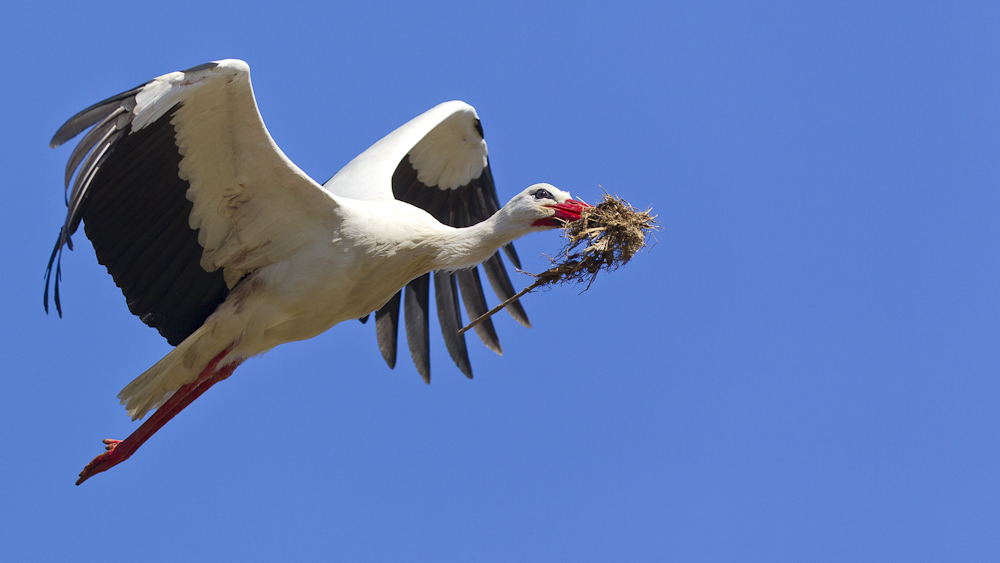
[505,183,592,230]
[438,183,594,271]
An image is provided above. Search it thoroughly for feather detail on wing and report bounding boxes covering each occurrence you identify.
[46,59,337,345]
[326,101,530,382]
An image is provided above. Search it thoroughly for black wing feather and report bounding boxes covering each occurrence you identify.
[375,292,401,369]
[404,274,431,383]
[371,129,531,381]
[50,86,144,149]
[434,271,473,378]
[456,268,501,354]
[46,81,230,346]
[483,253,530,327]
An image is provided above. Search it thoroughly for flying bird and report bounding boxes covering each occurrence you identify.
[45,60,590,485]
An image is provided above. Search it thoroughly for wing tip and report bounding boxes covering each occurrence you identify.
[180,61,221,74]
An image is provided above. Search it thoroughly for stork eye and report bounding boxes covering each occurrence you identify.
[532,188,554,200]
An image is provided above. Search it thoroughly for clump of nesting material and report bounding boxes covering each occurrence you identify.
[458,192,658,335]
[535,192,658,288]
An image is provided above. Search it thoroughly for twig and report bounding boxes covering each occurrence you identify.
[457,279,545,335]
[457,191,658,336]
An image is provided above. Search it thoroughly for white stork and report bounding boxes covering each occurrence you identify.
[45,60,590,485]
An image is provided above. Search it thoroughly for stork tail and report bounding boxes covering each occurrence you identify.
[117,326,231,420]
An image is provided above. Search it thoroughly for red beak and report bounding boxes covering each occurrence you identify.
[534,199,593,227]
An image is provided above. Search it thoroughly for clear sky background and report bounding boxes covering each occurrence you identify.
[1,1,997,561]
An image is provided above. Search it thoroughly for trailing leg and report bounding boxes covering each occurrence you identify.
[76,349,242,485]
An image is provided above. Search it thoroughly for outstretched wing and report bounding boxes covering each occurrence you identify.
[326,101,530,383]
[46,59,336,345]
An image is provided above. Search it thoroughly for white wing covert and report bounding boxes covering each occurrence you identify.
[326,102,530,382]
[45,60,336,346]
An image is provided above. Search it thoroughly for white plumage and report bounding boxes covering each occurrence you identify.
[45,59,591,484]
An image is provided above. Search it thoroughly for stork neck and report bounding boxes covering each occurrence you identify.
[431,207,524,271]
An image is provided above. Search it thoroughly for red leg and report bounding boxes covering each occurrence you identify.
[76,349,243,485]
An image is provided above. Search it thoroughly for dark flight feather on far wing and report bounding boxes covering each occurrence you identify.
[404,274,432,383]
[434,271,473,378]
[375,292,401,368]
[373,129,531,382]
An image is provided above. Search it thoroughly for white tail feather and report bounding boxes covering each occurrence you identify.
[117,326,222,420]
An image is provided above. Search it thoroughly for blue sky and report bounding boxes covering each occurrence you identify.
[2,1,997,561]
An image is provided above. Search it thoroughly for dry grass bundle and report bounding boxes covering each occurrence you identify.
[535,192,658,288]
[458,192,659,335]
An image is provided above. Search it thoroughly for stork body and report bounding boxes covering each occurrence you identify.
[45,60,589,484]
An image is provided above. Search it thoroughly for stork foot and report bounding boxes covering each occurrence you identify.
[102,438,122,450]
[76,439,127,485]
[74,349,243,486]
